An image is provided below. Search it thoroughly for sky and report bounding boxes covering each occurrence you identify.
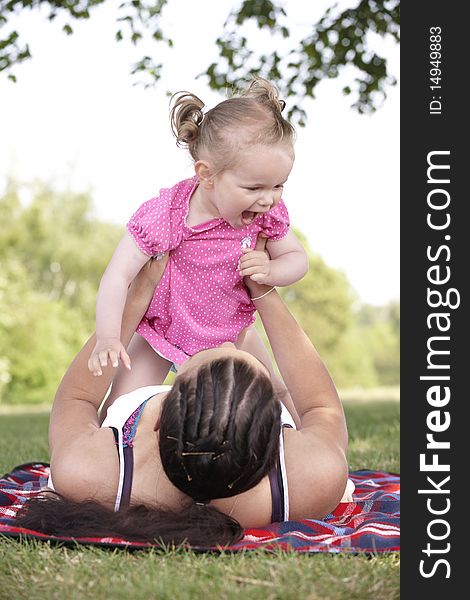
[0,0,399,306]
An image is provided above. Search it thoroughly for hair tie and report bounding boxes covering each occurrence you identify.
[195,108,204,127]
[279,99,286,112]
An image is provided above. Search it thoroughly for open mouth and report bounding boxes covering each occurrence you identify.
[241,210,258,226]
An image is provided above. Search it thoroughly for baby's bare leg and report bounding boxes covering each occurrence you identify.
[99,333,171,423]
[235,324,301,428]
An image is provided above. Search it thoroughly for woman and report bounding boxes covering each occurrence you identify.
[17,239,349,546]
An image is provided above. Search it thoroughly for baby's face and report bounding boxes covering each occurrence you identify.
[211,143,294,229]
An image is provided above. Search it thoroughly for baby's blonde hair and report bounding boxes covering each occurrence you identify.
[170,77,295,173]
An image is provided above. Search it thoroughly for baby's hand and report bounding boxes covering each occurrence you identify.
[239,246,271,283]
[88,337,131,376]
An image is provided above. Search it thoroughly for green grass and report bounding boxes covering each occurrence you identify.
[344,399,400,473]
[0,412,50,475]
[0,399,399,600]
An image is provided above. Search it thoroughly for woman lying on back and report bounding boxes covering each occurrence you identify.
[17,245,350,546]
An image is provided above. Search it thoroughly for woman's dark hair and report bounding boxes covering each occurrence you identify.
[159,358,281,501]
[15,494,242,547]
[15,357,281,547]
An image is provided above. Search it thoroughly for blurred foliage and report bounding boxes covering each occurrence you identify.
[0,181,121,404]
[0,258,86,404]
[277,229,399,389]
[0,181,398,405]
[281,229,354,353]
[1,0,399,121]
[357,301,400,385]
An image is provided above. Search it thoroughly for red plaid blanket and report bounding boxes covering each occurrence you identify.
[0,463,399,552]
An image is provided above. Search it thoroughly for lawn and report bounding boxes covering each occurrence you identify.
[0,397,399,600]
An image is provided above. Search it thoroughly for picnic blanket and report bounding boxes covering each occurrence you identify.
[0,463,399,553]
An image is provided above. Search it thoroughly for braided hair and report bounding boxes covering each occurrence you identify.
[159,357,282,501]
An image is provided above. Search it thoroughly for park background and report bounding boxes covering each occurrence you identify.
[0,2,400,597]
[0,0,399,406]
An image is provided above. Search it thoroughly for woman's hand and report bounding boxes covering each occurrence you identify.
[242,234,273,298]
[125,254,169,312]
[121,253,170,341]
[127,254,170,301]
[239,246,271,283]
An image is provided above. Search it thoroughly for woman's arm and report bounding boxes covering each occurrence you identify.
[235,325,302,429]
[256,288,347,445]
[239,230,308,287]
[49,256,169,457]
[243,239,347,452]
[243,245,349,517]
[89,232,151,375]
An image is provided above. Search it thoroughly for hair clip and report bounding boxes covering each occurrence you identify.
[166,435,179,442]
[180,459,192,482]
[212,450,227,461]
[227,473,243,490]
[212,440,231,460]
[181,451,215,457]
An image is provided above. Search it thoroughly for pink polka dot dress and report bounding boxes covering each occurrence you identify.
[127,176,290,364]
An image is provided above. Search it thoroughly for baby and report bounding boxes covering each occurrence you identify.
[88,77,308,397]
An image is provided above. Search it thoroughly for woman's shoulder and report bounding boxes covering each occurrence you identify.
[211,476,273,529]
[283,428,349,519]
[50,426,119,508]
[213,429,348,526]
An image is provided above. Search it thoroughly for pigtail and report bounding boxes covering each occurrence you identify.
[169,92,205,155]
[242,76,286,114]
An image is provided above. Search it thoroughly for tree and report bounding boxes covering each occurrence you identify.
[357,301,400,385]
[0,256,89,404]
[260,228,382,388]
[326,325,379,389]
[0,182,121,404]
[0,179,121,320]
[275,230,400,389]
[206,0,399,123]
[0,0,399,122]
